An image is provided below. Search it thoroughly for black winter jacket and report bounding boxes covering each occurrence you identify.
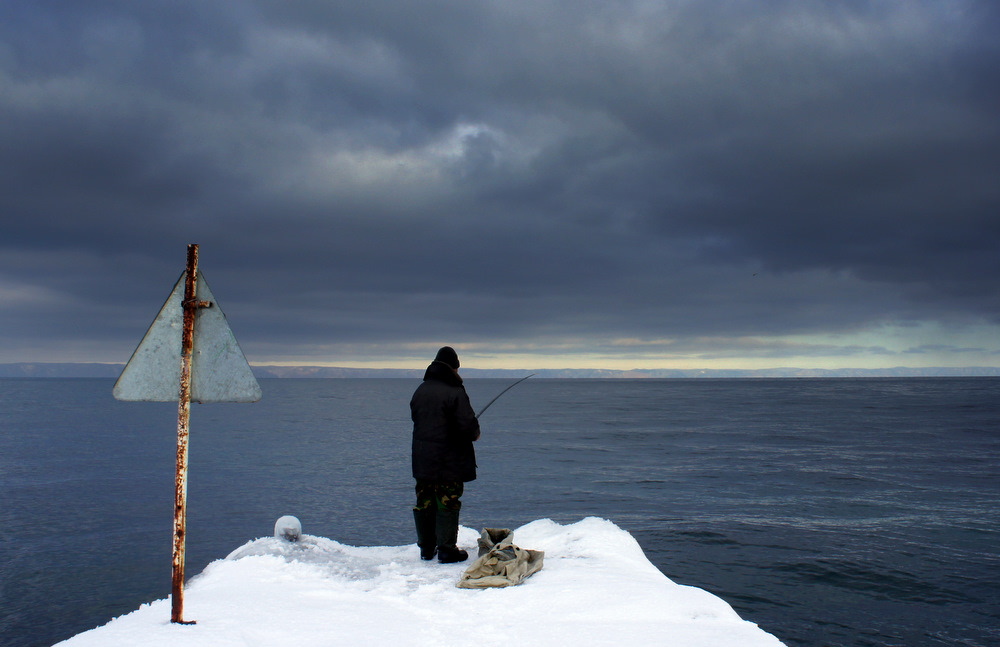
[411,361,480,483]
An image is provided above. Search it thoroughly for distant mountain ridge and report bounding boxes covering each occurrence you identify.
[0,363,126,378]
[1,362,998,379]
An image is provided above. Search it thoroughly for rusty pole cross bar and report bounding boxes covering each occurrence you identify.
[171,243,212,625]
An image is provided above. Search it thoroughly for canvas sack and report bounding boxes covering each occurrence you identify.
[456,528,544,589]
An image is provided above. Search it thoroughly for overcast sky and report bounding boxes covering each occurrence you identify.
[2,1,998,370]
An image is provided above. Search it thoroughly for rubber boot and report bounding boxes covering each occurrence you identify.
[435,508,468,564]
[413,509,437,560]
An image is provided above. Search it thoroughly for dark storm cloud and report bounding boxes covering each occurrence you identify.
[2,1,998,366]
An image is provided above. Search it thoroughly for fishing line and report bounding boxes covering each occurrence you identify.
[475,374,534,419]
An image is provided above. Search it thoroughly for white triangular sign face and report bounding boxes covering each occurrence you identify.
[114,272,262,403]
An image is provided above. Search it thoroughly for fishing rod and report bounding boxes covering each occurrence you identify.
[475,374,535,419]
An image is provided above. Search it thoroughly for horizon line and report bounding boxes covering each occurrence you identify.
[1,362,998,379]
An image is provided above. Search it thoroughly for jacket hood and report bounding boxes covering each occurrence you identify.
[423,360,463,386]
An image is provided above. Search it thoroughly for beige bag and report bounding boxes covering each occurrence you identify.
[456,528,544,589]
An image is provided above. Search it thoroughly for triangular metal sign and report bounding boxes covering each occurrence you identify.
[114,271,262,403]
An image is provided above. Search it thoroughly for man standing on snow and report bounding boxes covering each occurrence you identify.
[410,346,480,563]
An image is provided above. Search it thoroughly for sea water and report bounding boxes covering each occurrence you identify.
[0,377,997,647]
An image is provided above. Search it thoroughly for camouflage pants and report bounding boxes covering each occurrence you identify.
[414,480,464,512]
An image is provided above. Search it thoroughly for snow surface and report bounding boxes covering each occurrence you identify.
[57,517,785,646]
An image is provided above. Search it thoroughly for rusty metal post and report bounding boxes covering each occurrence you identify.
[171,243,209,625]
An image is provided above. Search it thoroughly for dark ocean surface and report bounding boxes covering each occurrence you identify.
[1,377,997,647]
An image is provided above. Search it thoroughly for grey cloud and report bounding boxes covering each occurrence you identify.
[1,1,998,365]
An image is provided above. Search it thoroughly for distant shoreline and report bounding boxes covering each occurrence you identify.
[1,362,998,379]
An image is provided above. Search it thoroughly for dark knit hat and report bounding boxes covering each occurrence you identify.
[434,346,460,370]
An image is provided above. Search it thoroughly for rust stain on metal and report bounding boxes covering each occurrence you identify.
[171,243,209,625]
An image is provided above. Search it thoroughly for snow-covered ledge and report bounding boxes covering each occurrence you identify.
[57,517,785,646]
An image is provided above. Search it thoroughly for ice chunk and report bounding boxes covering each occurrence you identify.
[273,515,301,542]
